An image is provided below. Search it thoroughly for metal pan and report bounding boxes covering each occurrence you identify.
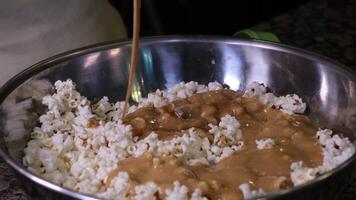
[0,36,355,199]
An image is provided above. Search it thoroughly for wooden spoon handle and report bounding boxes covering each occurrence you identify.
[123,0,141,118]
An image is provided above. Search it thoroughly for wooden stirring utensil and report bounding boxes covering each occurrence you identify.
[122,0,141,118]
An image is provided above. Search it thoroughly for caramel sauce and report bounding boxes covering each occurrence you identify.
[109,89,323,199]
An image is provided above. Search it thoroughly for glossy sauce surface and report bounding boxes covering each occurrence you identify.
[112,90,322,199]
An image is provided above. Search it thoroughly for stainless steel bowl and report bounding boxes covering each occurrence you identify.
[0,36,355,200]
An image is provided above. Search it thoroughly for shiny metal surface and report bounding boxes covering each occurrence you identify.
[0,36,355,199]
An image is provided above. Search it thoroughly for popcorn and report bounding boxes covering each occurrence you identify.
[45,79,84,113]
[207,115,244,163]
[112,172,131,196]
[91,96,113,118]
[74,105,95,127]
[165,181,189,200]
[239,183,266,200]
[168,82,205,100]
[23,80,246,198]
[256,138,275,150]
[207,81,224,91]
[38,148,59,173]
[259,92,277,106]
[133,182,158,200]
[130,130,211,166]
[23,80,226,198]
[164,182,208,200]
[209,115,242,146]
[290,129,355,186]
[243,81,267,98]
[316,129,355,172]
[132,132,160,157]
[166,129,210,163]
[138,81,223,108]
[290,161,317,185]
[22,79,355,199]
[42,170,66,185]
[106,101,136,121]
[191,189,208,200]
[244,82,306,115]
[138,89,169,108]
[273,94,306,114]
[23,80,135,197]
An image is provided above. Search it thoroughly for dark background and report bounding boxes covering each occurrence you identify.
[109,0,310,36]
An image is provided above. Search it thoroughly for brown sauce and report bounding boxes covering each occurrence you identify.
[109,89,323,199]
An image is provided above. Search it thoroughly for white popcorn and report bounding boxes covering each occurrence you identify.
[39,110,71,134]
[273,94,306,114]
[132,133,160,157]
[165,181,189,200]
[23,79,355,199]
[51,133,64,148]
[209,115,242,146]
[91,96,113,118]
[256,138,275,150]
[106,101,136,121]
[205,115,243,163]
[138,81,223,108]
[207,81,223,91]
[102,121,134,149]
[133,182,158,200]
[113,172,130,196]
[23,80,136,196]
[25,80,228,197]
[290,129,355,186]
[130,130,210,166]
[191,189,208,200]
[239,183,266,200]
[168,81,202,100]
[99,174,157,200]
[168,129,209,163]
[243,81,267,98]
[218,115,242,141]
[38,149,59,173]
[316,129,355,173]
[259,92,277,106]
[30,128,47,139]
[63,176,77,188]
[244,82,306,115]
[290,161,317,186]
[76,179,99,194]
[206,143,243,163]
[138,89,169,108]
[206,115,244,163]
[44,79,84,113]
[74,105,94,127]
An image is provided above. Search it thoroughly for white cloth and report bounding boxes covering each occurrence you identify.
[0,0,127,86]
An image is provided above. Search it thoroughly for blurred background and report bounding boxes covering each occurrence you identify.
[109,0,309,36]
[109,0,355,69]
